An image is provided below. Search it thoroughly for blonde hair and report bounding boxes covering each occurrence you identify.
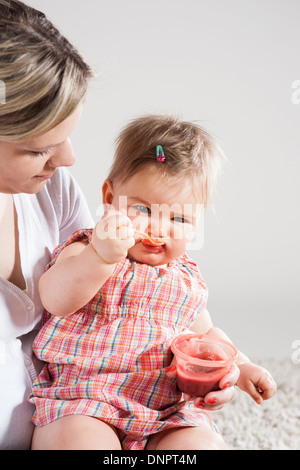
[108,114,224,207]
[0,0,93,141]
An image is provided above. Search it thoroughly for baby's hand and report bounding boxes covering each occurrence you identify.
[236,362,277,405]
[92,210,135,264]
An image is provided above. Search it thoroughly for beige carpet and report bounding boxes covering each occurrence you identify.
[214,358,300,450]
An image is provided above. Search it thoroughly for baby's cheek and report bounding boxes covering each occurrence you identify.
[127,244,138,259]
[167,239,187,259]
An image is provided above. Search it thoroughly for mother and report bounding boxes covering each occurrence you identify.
[0,0,94,449]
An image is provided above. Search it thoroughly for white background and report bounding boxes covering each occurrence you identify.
[29,0,299,359]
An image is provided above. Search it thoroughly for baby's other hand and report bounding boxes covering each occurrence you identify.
[92,210,135,264]
[236,362,277,405]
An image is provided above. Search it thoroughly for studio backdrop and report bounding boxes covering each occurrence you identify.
[29,0,300,360]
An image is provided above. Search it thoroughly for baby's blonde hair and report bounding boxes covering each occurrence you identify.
[0,0,93,141]
[108,114,224,207]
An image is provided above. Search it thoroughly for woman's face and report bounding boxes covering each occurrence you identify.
[0,107,82,194]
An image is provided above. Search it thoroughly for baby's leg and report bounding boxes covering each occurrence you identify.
[146,426,227,451]
[31,415,121,450]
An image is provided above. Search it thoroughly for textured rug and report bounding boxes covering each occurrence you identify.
[214,358,300,450]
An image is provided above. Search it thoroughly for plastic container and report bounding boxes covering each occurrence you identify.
[171,334,238,397]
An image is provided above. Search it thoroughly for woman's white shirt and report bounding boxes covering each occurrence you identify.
[0,168,94,449]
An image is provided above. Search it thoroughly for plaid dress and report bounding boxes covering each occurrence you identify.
[29,229,219,449]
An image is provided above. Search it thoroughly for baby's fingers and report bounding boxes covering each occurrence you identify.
[258,374,277,401]
[98,211,133,240]
[117,224,134,240]
[245,380,264,404]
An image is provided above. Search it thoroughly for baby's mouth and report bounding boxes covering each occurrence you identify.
[142,238,164,246]
[133,229,165,247]
[141,240,166,252]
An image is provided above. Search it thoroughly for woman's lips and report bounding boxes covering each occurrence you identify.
[34,172,55,181]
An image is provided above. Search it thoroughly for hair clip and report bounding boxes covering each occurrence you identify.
[156,145,165,162]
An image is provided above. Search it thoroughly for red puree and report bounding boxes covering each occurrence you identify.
[176,351,228,397]
[194,352,224,361]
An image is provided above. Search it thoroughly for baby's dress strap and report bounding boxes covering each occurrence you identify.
[46,228,93,271]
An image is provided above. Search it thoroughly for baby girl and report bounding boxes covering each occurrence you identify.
[29,114,276,450]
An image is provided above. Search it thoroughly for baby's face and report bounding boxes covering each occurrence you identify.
[103,167,203,267]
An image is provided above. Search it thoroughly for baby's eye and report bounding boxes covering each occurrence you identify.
[131,204,151,215]
[172,216,189,224]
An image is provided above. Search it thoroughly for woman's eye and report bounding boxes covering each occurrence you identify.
[31,149,51,157]
[132,204,151,214]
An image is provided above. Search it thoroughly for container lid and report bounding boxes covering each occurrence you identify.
[171,334,238,368]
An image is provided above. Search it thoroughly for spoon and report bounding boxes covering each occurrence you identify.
[116,225,165,246]
[133,229,165,246]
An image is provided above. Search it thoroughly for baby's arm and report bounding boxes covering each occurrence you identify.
[191,310,250,365]
[39,210,134,316]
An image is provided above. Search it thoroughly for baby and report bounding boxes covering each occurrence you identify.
[29,114,276,450]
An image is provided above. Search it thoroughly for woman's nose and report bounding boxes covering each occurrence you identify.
[48,139,75,169]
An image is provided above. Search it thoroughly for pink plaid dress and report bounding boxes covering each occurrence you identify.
[29,229,219,449]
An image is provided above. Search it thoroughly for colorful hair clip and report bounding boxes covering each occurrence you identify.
[156,145,165,162]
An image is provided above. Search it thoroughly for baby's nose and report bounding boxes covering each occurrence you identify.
[149,216,169,238]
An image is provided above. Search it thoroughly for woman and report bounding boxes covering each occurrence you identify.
[0,0,94,449]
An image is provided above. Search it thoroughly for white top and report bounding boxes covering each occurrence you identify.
[0,168,94,449]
